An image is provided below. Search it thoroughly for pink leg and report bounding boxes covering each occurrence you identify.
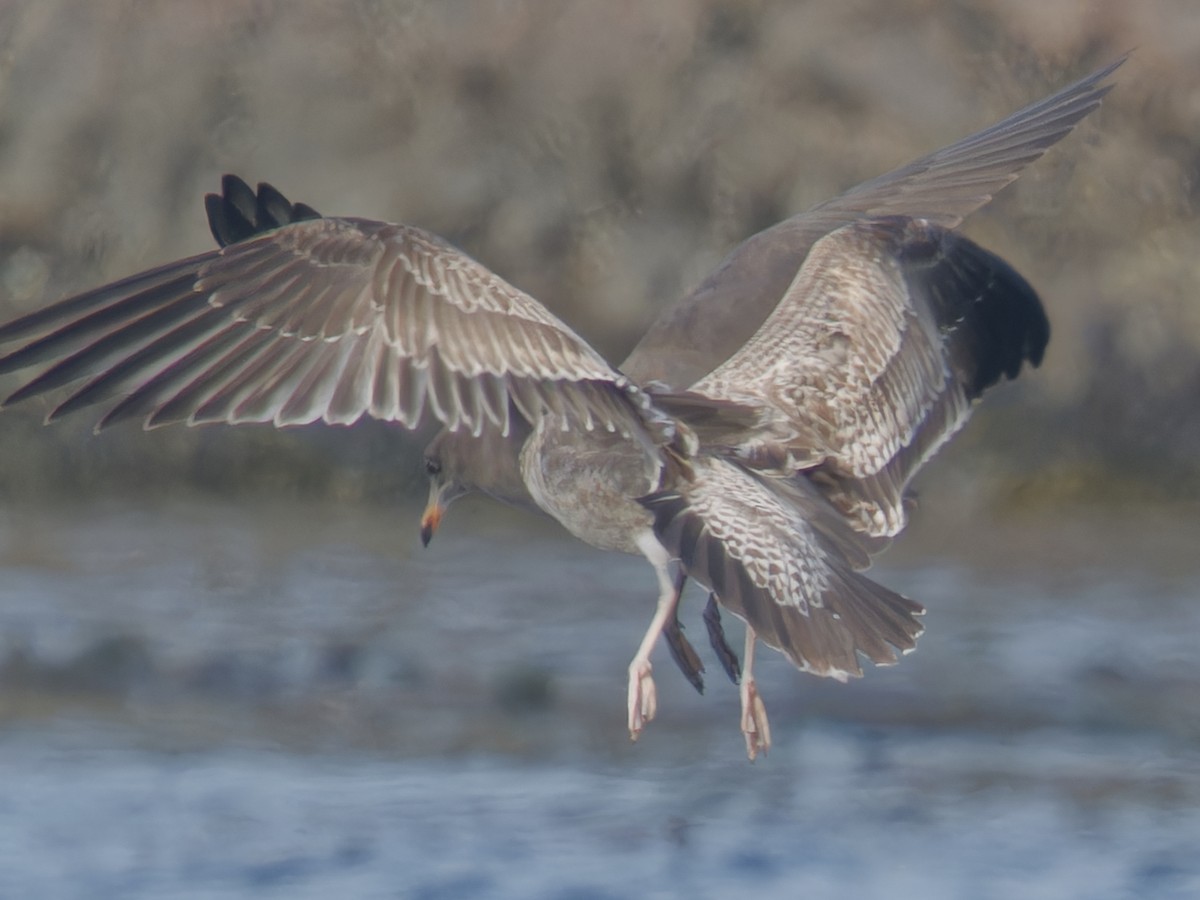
[628,532,683,741]
[739,626,771,760]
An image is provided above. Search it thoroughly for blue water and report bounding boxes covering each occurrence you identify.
[1,500,1198,898]
[2,726,1197,899]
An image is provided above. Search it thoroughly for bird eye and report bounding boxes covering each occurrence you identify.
[423,457,442,477]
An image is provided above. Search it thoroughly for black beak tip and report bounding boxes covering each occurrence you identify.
[420,524,433,548]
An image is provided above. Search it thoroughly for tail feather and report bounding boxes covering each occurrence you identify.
[641,455,923,680]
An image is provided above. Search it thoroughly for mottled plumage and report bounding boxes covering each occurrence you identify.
[686,217,1048,536]
[0,60,1121,758]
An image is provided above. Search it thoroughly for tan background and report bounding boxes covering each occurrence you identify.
[0,0,1195,509]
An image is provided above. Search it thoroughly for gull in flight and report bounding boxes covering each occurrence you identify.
[0,59,1121,758]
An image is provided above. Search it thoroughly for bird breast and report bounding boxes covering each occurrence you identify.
[519,417,662,555]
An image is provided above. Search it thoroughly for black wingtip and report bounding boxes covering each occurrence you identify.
[892,218,1049,399]
[255,182,293,231]
[204,175,323,249]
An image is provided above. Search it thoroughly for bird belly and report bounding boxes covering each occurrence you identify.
[520,423,660,555]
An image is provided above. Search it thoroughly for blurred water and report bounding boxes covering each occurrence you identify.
[1,500,1198,898]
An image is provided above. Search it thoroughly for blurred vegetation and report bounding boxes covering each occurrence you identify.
[0,0,1196,506]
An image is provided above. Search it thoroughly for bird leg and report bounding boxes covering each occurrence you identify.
[740,626,771,760]
[629,532,685,740]
[662,570,706,694]
[702,594,741,685]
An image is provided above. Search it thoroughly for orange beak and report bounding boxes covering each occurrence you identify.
[420,489,443,547]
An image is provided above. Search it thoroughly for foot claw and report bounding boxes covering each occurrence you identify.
[627,661,657,740]
[740,678,771,761]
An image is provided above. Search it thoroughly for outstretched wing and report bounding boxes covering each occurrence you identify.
[687,217,1048,536]
[809,55,1124,225]
[641,455,924,679]
[0,178,666,444]
[621,56,1122,389]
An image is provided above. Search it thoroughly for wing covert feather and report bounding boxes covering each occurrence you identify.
[688,217,1047,536]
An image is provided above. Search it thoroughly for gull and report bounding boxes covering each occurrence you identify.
[0,59,1120,758]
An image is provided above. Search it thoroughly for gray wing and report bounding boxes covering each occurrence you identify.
[641,455,924,680]
[686,217,1048,536]
[0,214,665,443]
[621,56,1122,389]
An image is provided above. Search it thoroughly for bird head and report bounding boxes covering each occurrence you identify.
[418,420,539,547]
[419,450,467,547]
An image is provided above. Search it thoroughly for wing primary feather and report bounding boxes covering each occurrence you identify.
[327,330,383,425]
[42,299,231,422]
[96,319,257,429]
[0,254,221,350]
[185,331,305,425]
[255,182,295,231]
[422,351,453,426]
[274,338,354,426]
[225,338,333,424]
[368,342,402,420]
[312,339,367,426]
[507,376,545,426]
[0,272,202,379]
[11,290,213,411]
[206,180,255,247]
[474,374,509,432]
[398,358,428,429]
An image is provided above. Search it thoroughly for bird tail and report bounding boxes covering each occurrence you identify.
[639,455,923,680]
